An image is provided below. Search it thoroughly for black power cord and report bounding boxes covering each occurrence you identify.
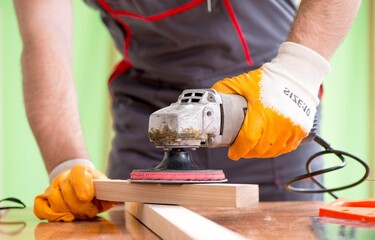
[285,134,370,199]
[0,198,25,210]
[0,197,27,236]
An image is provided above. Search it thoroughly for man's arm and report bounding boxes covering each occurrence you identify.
[213,1,362,159]
[288,0,362,60]
[14,0,89,173]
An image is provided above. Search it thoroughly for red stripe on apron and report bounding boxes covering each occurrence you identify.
[100,0,206,21]
[98,0,254,86]
[223,0,253,66]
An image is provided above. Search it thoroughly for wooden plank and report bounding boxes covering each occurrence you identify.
[94,180,258,208]
[125,202,248,240]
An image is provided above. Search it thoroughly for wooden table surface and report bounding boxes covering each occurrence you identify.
[0,201,323,239]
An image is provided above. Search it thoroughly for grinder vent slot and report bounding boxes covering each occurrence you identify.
[180,92,204,103]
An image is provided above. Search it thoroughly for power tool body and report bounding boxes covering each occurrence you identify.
[130,89,247,182]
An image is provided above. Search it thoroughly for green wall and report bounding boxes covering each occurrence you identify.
[0,1,116,205]
[1,1,374,206]
[321,0,374,201]
[0,7,3,197]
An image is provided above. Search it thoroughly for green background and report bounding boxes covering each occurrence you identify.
[1,1,374,207]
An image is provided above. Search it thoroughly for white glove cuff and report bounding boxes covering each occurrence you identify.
[49,159,95,183]
[270,41,331,93]
[259,42,330,133]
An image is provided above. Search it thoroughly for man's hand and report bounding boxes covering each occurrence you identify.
[213,42,330,160]
[34,165,118,222]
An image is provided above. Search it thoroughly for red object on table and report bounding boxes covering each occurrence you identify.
[319,197,375,222]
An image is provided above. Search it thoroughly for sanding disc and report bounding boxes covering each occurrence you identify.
[130,169,227,183]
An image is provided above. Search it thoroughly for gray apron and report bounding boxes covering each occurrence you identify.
[84,0,323,201]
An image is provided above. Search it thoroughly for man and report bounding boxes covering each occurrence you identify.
[14,0,361,221]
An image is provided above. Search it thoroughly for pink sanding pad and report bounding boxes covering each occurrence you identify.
[130,170,227,183]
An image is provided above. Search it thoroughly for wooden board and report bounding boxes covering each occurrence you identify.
[94,180,258,208]
[126,202,248,240]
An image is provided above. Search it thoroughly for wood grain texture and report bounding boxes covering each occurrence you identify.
[94,179,258,208]
[2,202,330,239]
[126,202,247,240]
[187,202,323,240]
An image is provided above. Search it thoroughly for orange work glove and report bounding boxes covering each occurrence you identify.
[34,162,118,222]
[213,42,330,160]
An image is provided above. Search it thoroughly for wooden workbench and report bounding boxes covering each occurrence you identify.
[0,202,323,239]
